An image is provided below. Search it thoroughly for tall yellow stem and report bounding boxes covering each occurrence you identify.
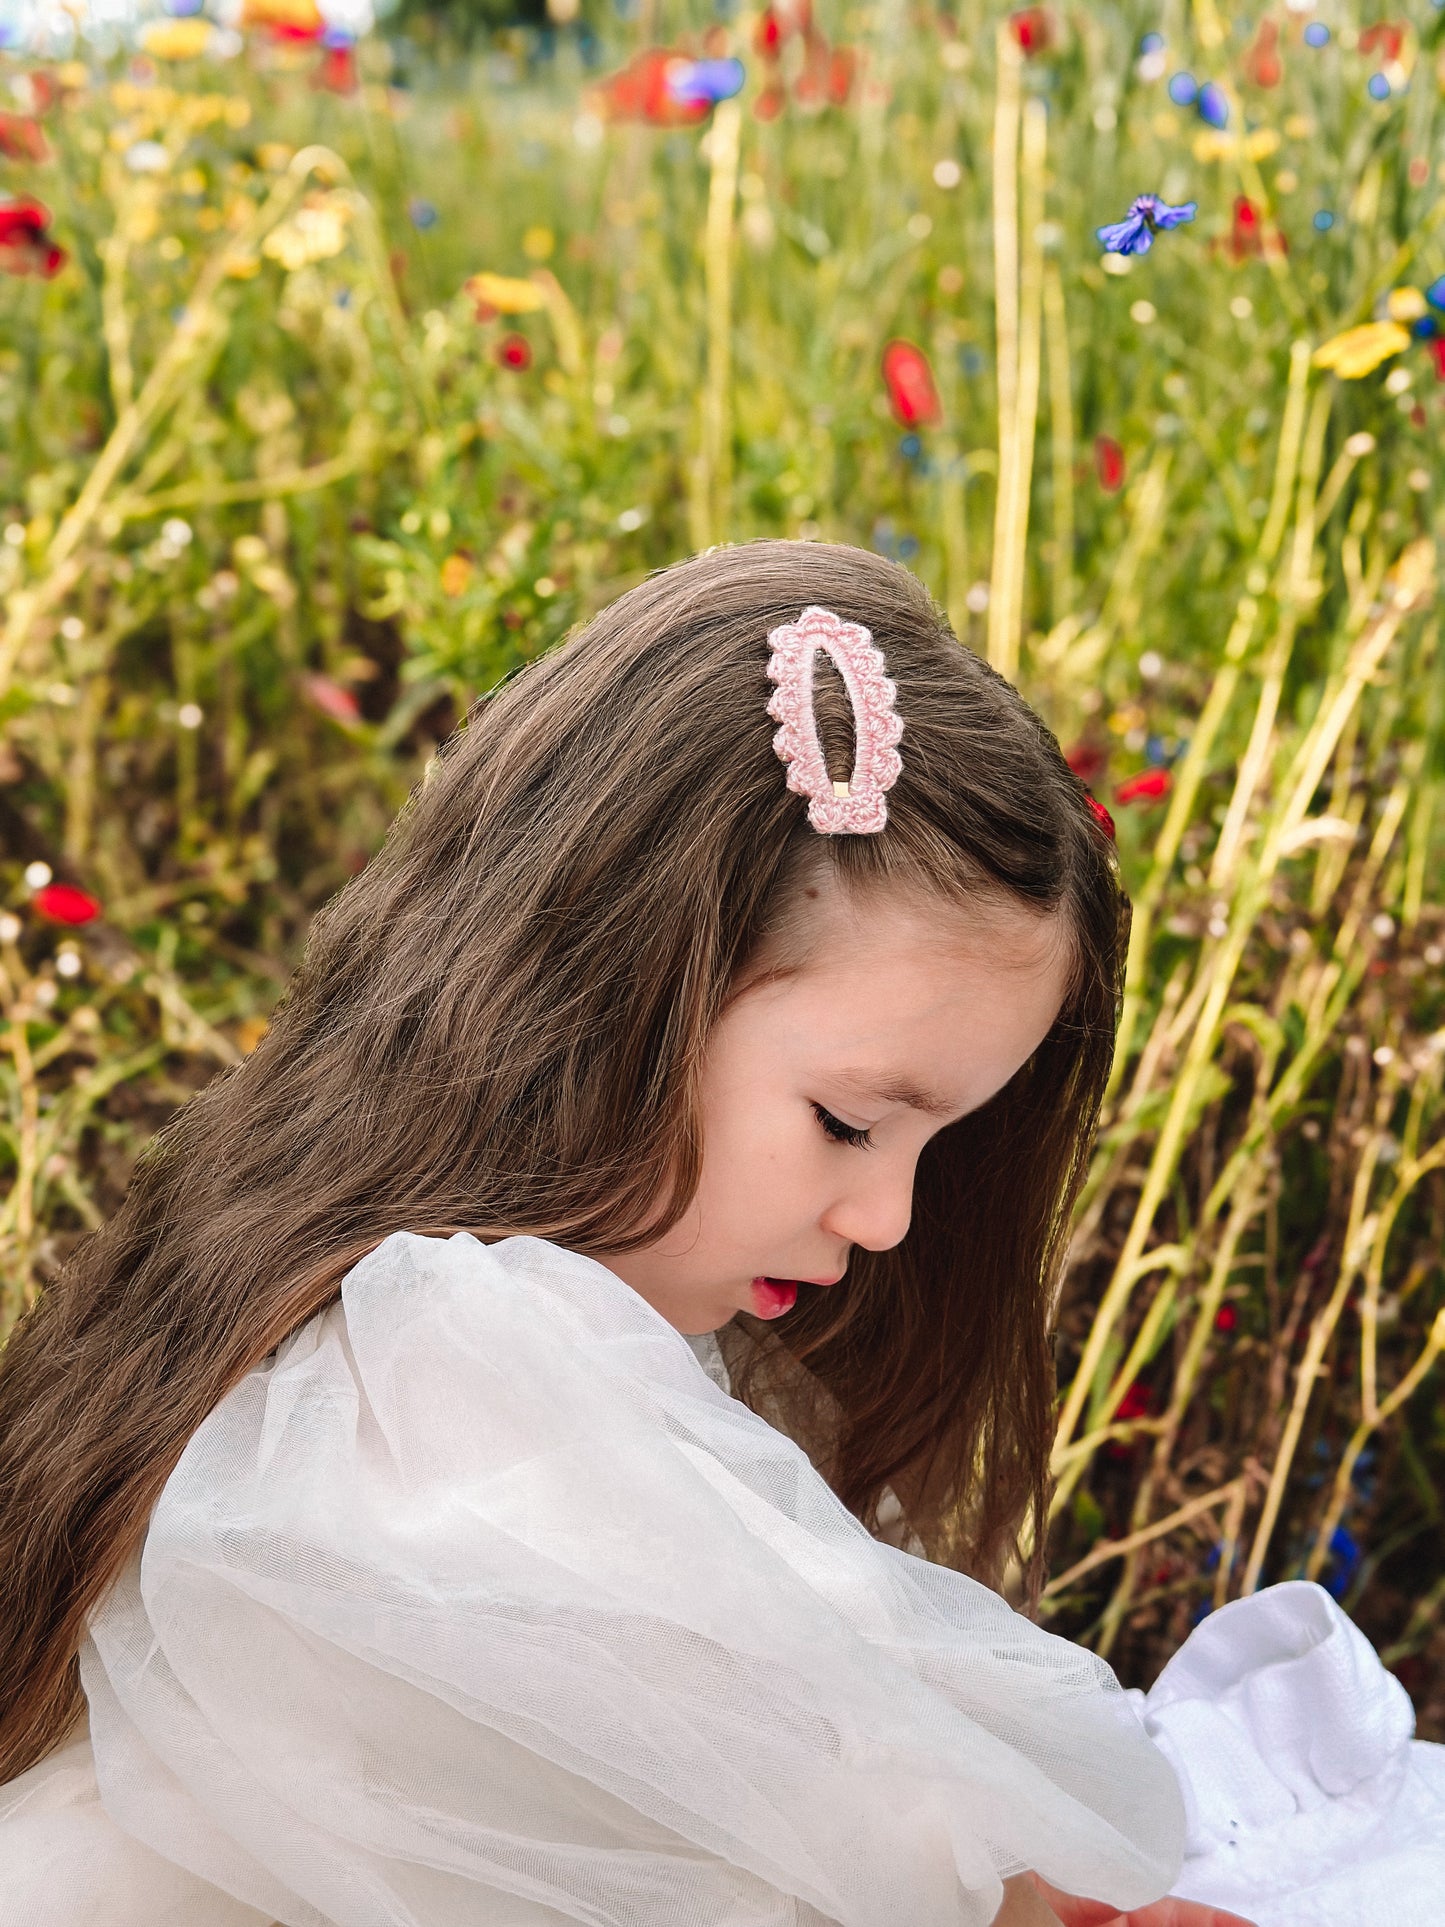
[693,100,742,551]
[1043,258,1074,627]
[997,97,1046,684]
[986,23,1021,675]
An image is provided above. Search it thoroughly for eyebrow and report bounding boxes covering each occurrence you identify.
[831,1069,963,1121]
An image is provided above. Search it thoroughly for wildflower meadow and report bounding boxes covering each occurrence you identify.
[1,0,1443,1721]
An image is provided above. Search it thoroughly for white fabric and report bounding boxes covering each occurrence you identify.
[2,1230,1439,1926]
[2,1231,1182,1927]
[1139,1580,1445,1926]
[0,1733,273,1927]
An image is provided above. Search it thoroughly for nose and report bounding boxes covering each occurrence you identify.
[821,1165,915,1257]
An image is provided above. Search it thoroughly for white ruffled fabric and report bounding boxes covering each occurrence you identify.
[1140,1580,1445,1926]
[1,1230,1182,1927]
[1,1230,1440,1927]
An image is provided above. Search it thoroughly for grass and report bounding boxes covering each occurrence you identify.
[0,0,1443,1714]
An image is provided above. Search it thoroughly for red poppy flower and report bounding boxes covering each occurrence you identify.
[1009,6,1055,54]
[1065,741,1108,782]
[592,49,711,126]
[755,7,784,56]
[792,34,849,109]
[1230,194,1261,258]
[1085,794,1116,840]
[33,881,101,925]
[1115,767,1172,806]
[1245,17,1281,87]
[1114,1380,1151,1421]
[0,198,66,278]
[1094,435,1125,491]
[1358,21,1405,63]
[0,115,48,162]
[312,45,357,94]
[497,333,532,370]
[6,68,57,117]
[1430,339,1445,381]
[753,84,786,120]
[827,46,858,104]
[1214,1303,1238,1333]
[881,339,941,428]
[300,673,362,725]
[1227,195,1286,262]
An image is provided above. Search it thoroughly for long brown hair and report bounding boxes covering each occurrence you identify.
[0,540,1128,1782]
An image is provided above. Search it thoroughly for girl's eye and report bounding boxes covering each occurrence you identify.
[812,1103,874,1150]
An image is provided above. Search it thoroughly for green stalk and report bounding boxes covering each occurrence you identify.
[986,21,1021,676]
[1043,258,1074,628]
[1107,343,1317,1096]
[1057,543,1433,1462]
[692,99,742,551]
[0,148,372,701]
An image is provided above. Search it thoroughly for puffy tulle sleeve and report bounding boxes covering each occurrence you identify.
[81,1231,1185,1927]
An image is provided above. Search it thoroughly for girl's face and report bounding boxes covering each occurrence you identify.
[583,875,1077,1336]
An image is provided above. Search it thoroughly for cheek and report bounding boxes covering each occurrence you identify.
[699,1093,811,1193]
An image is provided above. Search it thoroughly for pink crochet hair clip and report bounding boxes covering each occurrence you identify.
[765,606,905,834]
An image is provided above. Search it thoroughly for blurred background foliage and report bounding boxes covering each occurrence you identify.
[1,0,1443,1722]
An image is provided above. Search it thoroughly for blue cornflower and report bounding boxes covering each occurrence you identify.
[667,57,746,106]
[1097,194,1197,256]
[1322,1526,1361,1601]
[1196,80,1228,128]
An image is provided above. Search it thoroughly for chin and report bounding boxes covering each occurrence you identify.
[676,1311,736,1336]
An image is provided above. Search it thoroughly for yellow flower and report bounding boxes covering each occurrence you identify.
[140,18,215,59]
[439,553,474,597]
[1313,321,1412,379]
[223,251,261,278]
[180,93,232,131]
[242,0,324,30]
[1192,129,1235,162]
[262,195,352,271]
[1191,127,1280,163]
[1386,287,1428,323]
[522,225,555,262]
[464,270,547,314]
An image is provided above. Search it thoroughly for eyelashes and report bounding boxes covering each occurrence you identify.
[812,1103,874,1150]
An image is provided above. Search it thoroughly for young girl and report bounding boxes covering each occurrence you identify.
[0,543,1434,1927]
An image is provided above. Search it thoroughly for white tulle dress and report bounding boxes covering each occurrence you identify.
[0,1231,1440,1927]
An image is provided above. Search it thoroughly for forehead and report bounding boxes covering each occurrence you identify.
[733,878,1075,1041]
[794,874,1070,976]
